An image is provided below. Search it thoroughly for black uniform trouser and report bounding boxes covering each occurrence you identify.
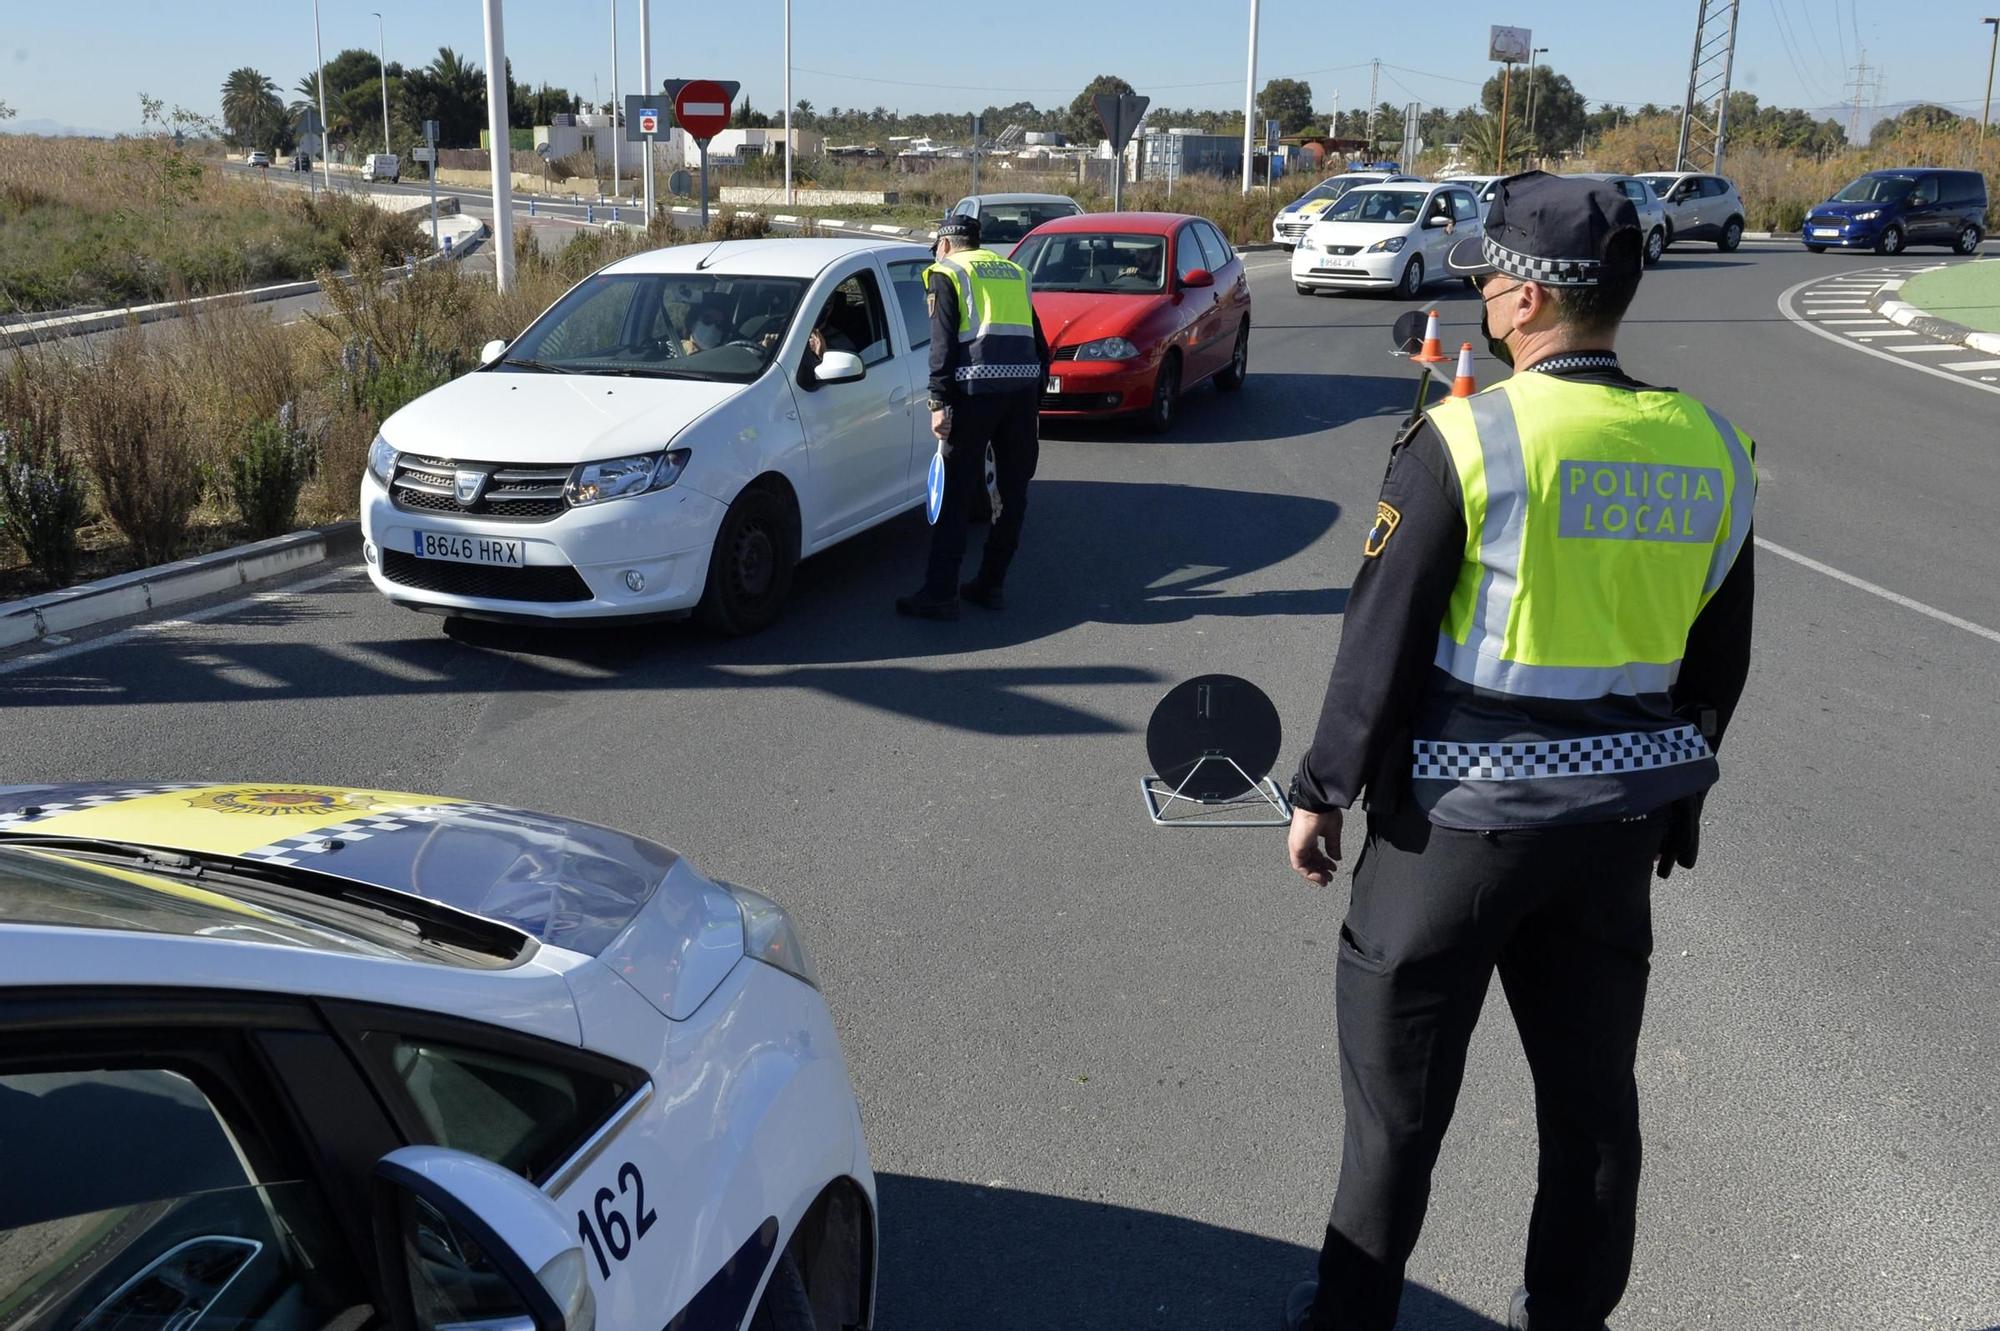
[921,390,1039,599]
[1314,799,1668,1331]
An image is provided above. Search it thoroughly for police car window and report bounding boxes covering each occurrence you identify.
[0,1066,374,1331]
[811,271,892,366]
[364,1033,630,1182]
[887,259,931,350]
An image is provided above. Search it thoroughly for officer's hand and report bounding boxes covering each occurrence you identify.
[931,407,952,439]
[1288,807,1343,887]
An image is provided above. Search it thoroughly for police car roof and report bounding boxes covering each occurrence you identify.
[1027,211,1205,236]
[602,236,931,279]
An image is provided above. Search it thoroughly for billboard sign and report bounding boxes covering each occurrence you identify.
[1489,25,1532,62]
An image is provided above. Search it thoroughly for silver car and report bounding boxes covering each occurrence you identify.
[1568,173,1670,266]
[1635,172,1747,252]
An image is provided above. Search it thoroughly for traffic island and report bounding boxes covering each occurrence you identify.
[1869,262,2000,358]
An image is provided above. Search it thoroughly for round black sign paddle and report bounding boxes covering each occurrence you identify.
[1144,674,1284,802]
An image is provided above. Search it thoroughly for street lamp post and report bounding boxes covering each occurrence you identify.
[312,0,332,189]
[784,0,793,205]
[373,11,390,155]
[1526,46,1548,164]
[639,0,653,221]
[1983,17,1999,140]
[1240,0,1260,193]
[610,0,621,204]
[481,0,515,291]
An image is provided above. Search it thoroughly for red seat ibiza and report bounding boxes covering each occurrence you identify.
[1009,211,1252,434]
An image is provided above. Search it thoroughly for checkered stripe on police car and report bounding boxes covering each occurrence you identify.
[954,363,1043,381]
[1412,725,1710,782]
[0,783,210,829]
[234,804,494,866]
[1483,237,1602,287]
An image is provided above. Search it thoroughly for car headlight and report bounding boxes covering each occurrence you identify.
[1853,209,1880,222]
[564,448,691,506]
[1367,236,1407,253]
[728,884,819,989]
[368,435,398,485]
[1072,337,1139,362]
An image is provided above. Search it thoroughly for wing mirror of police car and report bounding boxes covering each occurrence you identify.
[373,1147,596,1331]
[814,349,867,384]
[480,339,509,366]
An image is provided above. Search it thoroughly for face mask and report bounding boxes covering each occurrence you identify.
[1480,286,1517,369]
[692,320,722,350]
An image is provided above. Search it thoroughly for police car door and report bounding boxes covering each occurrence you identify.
[791,262,917,543]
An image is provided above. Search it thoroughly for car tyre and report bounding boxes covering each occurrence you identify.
[1644,228,1665,265]
[1718,217,1743,251]
[697,484,797,636]
[1875,225,1904,256]
[1143,353,1181,435]
[1215,322,1250,391]
[748,1252,817,1331]
[1956,224,1984,256]
[1397,254,1425,299]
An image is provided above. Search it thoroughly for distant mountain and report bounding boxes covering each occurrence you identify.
[0,118,124,138]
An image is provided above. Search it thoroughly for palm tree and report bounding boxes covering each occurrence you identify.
[221,67,283,148]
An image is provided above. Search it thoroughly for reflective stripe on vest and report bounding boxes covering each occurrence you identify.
[927,249,1040,394]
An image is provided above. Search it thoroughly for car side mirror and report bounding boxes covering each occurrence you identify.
[1180,268,1214,289]
[813,349,867,384]
[373,1147,595,1331]
[1423,215,1450,229]
[480,339,509,367]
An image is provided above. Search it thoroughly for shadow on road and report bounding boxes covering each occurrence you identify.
[1,480,1345,737]
[875,1173,1505,1330]
[1039,373,1425,442]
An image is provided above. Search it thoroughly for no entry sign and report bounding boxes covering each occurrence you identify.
[673,80,731,140]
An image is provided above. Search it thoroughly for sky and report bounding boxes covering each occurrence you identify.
[2,0,1993,136]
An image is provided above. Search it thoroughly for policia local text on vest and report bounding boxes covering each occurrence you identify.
[1278,173,1757,1331]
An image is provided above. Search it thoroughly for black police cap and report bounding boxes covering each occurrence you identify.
[1445,171,1643,287]
[935,213,980,245]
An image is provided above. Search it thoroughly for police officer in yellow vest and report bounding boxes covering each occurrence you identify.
[1279,173,1757,1331]
[897,213,1049,620]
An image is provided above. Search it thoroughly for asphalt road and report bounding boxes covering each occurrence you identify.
[6,239,1999,1330]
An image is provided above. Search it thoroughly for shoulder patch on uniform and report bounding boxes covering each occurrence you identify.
[1364,501,1401,557]
[926,290,936,317]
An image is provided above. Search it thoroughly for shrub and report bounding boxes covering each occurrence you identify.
[0,358,88,589]
[229,404,315,539]
[72,331,203,566]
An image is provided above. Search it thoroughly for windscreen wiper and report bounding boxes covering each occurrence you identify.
[498,356,581,374]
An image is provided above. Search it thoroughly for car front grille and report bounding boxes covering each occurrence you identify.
[1320,244,1362,256]
[380,550,592,602]
[1279,218,1313,239]
[1050,346,1080,361]
[391,456,572,521]
[1041,391,1123,413]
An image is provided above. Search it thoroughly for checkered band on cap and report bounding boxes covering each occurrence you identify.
[1411,724,1711,782]
[1482,236,1604,287]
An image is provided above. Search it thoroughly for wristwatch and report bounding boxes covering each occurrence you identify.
[928,396,949,412]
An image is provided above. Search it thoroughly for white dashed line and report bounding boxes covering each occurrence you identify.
[1939,359,2000,371]
[1777,267,2000,398]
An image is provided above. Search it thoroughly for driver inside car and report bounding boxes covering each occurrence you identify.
[681,298,736,355]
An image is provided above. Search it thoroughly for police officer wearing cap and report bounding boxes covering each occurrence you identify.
[897,212,1049,620]
[1278,172,1758,1331]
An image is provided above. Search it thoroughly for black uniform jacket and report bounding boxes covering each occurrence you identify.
[1289,356,1756,817]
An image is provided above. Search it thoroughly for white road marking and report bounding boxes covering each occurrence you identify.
[1777,271,2000,398]
[1939,359,2000,371]
[1847,330,1919,339]
[1821,318,1889,325]
[1889,344,1964,354]
[0,566,362,676]
[1757,539,2000,647]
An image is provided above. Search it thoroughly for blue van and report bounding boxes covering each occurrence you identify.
[1802,168,1988,255]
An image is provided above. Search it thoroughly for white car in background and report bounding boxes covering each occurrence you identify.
[362,238,942,635]
[948,192,1084,248]
[1270,171,1420,245]
[1568,172,1671,265]
[1292,181,1485,299]
[1635,171,1747,251]
[0,779,875,1331]
[1440,174,1504,209]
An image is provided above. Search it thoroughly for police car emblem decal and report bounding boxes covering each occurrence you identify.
[186,787,384,816]
[1364,502,1401,557]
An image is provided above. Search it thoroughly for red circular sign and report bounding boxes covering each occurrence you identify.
[673,80,731,140]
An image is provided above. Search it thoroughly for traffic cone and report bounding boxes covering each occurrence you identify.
[1450,343,1478,397]
[1411,310,1449,364]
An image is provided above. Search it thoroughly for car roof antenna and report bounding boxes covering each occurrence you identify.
[695,241,728,271]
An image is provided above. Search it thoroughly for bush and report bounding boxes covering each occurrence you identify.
[72,331,203,566]
[229,404,315,539]
[0,358,88,589]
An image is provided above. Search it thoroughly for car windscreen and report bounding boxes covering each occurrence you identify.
[498,272,809,382]
[1325,189,1427,224]
[1637,175,1678,194]
[977,203,1081,244]
[1833,173,1915,203]
[1011,232,1166,294]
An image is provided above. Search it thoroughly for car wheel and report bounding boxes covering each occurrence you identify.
[1718,217,1743,251]
[1143,353,1181,435]
[1397,254,1425,299]
[1956,224,1984,256]
[1215,322,1249,391]
[1805,243,1827,253]
[1644,227,1665,265]
[1875,224,1904,256]
[697,484,796,636]
[749,1252,817,1331]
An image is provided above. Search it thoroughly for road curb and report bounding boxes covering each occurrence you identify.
[1868,277,2000,355]
[0,523,361,650]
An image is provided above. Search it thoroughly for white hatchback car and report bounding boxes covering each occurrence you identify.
[1567,173,1671,265]
[361,238,941,634]
[1292,182,1485,299]
[0,779,875,1331]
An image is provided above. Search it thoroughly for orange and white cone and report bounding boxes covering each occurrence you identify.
[1450,343,1478,397]
[1411,310,1449,364]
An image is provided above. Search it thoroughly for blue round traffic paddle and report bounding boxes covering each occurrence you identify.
[925,442,946,525]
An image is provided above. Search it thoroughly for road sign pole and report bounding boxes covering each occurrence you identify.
[700,141,710,227]
[426,122,440,249]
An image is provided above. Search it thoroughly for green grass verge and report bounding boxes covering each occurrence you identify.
[1900,261,2000,336]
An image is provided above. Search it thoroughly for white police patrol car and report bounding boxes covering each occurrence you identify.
[0,782,875,1331]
